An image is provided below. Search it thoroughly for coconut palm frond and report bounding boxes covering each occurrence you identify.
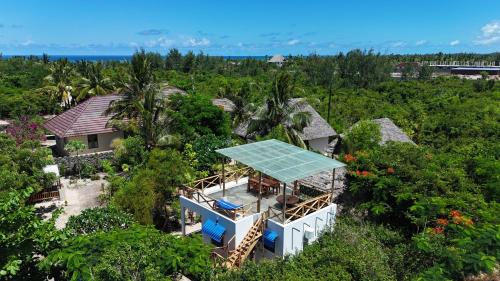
[291,111,312,132]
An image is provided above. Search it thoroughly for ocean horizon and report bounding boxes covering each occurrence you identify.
[1,54,268,62]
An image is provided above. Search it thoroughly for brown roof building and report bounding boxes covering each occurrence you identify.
[44,95,124,155]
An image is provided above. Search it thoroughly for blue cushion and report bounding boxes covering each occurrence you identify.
[201,219,226,243]
[263,229,278,249]
[216,199,242,210]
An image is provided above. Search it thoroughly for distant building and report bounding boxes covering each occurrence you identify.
[43,95,123,155]
[234,98,337,153]
[451,67,500,76]
[267,54,286,67]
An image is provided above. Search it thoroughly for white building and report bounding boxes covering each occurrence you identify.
[179,139,345,268]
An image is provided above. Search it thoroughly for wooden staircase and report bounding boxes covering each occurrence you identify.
[225,215,265,268]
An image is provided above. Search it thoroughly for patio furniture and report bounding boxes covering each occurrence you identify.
[216,199,242,210]
[276,194,300,207]
[215,199,247,219]
[248,175,280,195]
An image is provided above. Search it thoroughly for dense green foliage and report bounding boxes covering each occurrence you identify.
[40,226,212,281]
[167,93,231,141]
[0,50,498,280]
[216,218,410,281]
[0,135,63,279]
[340,140,499,279]
[65,206,134,235]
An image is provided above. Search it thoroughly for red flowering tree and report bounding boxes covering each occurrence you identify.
[6,116,46,145]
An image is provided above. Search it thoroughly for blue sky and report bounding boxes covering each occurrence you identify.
[1,0,499,55]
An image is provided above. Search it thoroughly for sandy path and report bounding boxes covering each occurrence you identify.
[54,175,107,229]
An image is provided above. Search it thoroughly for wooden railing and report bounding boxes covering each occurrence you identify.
[266,206,283,221]
[28,190,60,203]
[284,193,332,223]
[212,235,236,262]
[181,184,255,220]
[184,166,252,192]
[266,192,332,224]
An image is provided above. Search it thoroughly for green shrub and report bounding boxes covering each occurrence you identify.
[112,136,147,171]
[342,120,381,153]
[40,226,212,281]
[216,218,398,281]
[65,206,134,235]
[80,162,97,178]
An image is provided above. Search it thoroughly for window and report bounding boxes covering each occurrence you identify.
[87,134,98,149]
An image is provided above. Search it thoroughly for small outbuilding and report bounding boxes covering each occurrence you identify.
[267,54,286,67]
[43,95,124,155]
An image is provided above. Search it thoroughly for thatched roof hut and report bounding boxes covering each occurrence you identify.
[212,98,236,112]
[267,54,286,66]
[372,118,415,145]
[159,85,187,99]
[328,117,415,154]
[233,98,337,141]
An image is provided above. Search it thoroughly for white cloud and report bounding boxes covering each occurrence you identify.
[287,39,300,45]
[415,40,427,46]
[21,39,34,46]
[450,40,460,46]
[145,37,175,48]
[183,37,210,47]
[391,41,406,47]
[481,21,500,36]
[474,20,500,45]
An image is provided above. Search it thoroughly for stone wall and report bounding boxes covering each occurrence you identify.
[55,151,114,176]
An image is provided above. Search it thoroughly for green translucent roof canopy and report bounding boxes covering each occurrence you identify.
[216,139,346,183]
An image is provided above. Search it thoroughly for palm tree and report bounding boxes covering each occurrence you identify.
[226,82,256,128]
[106,49,165,149]
[75,62,114,101]
[247,72,312,148]
[40,59,75,109]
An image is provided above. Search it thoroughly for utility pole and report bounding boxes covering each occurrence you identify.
[327,83,332,124]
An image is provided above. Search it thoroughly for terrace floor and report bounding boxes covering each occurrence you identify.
[207,182,286,215]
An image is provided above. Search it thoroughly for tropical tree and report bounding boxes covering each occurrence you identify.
[75,62,114,101]
[40,59,75,109]
[247,72,311,148]
[64,140,87,178]
[226,82,256,128]
[106,49,166,149]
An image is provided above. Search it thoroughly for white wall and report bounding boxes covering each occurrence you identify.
[308,137,329,153]
[66,131,123,155]
[267,203,337,256]
[180,196,258,250]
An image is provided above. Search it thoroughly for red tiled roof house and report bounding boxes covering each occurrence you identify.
[44,95,123,155]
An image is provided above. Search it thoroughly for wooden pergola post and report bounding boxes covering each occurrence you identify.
[282,182,287,223]
[330,168,336,203]
[257,172,262,213]
[222,158,226,197]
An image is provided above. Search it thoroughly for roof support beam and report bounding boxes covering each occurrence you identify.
[282,182,287,223]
